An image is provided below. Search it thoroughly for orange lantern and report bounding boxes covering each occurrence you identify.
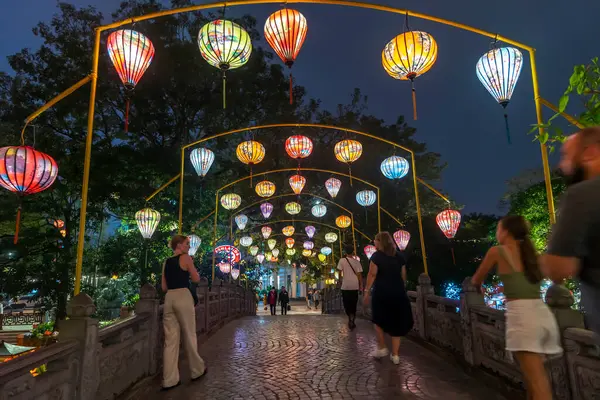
[285,238,295,248]
[282,226,295,236]
[336,215,351,229]
[334,140,362,185]
[285,135,313,159]
[255,180,276,198]
[237,140,265,185]
[289,174,306,194]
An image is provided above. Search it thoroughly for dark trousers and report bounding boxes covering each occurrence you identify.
[342,290,359,319]
[270,304,276,315]
[281,303,288,315]
[315,300,320,309]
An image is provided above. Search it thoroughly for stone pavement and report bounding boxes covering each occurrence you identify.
[131,315,509,400]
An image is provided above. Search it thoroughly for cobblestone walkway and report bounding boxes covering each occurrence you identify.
[135,315,508,399]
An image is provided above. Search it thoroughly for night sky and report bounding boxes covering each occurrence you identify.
[2,0,599,215]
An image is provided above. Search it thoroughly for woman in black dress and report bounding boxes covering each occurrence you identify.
[363,231,414,365]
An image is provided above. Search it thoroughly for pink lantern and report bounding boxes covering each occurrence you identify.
[436,210,461,239]
[325,177,341,198]
[393,230,411,251]
[260,202,273,219]
[364,245,376,259]
[305,225,316,238]
[261,226,272,239]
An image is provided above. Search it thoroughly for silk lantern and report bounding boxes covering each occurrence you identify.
[285,202,301,215]
[221,193,241,210]
[285,135,313,159]
[267,238,277,250]
[302,249,312,257]
[272,248,280,257]
[289,174,306,194]
[218,262,231,274]
[257,254,265,263]
[231,267,240,280]
[393,230,411,251]
[380,156,409,180]
[261,226,272,239]
[325,177,342,199]
[240,236,253,247]
[312,204,326,218]
[336,215,351,229]
[321,246,332,256]
[364,245,376,259]
[188,234,201,256]
[265,251,273,260]
[235,214,248,230]
[334,140,362,185]
[286,248,296,256]
[325,232,338,243]
[356,190,376,207]
[250,245,259,256]
[437,209,461,239]
[318,253,326,262]
[285,238,295,248]
[135,208,161,239]
[282,226,295,236]
[236,140,265,185]
[260,202,273,218]
[305,225,316,238]
[303,241,314,250]
[190,148,215,177]
[255,180,276,198]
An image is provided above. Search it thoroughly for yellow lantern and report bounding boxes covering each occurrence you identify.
[286,248,296,256]
[336,215,351,229]
[285,238,295,248]
[267,238,277,250]
[334,139,362,185]
[285,202,301,215]
[318,253,326,262]
[302,249,312,257]
[237,140,265,185]
[282,226,295,236]
[220,193,242,210]
[382,31,438,120]
[255,180,276,198]
[325,232,338,243]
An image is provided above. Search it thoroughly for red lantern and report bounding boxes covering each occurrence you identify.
[0,146,59,243]
[289,174,306,194]
[285,135,313,159]
[436,210,461,239]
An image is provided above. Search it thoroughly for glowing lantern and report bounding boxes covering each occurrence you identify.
[305,225,316,238]
[285,202,301,215]
[321,247,332,256]
[235,214,248,230]
[240,236,253,247]
[190,148,215,177]
[325,232,338,243]
[218,262,231,274]
[382,31,438,120]
[303,241,314,250]
[364,245,376,259]
[231,267,240,280]
[249,245,259,256]
[59,229,67,238]
[53,219,65,229]
[286,238,295,248]
[318,254,327,262]
[302,249,312,257]
[393,230,411,251]
[255,180,276,198]
[260,202,273,218]
[282,226,295,236]
[336,215,351,229]
[188,234,201,256]
[264,9,308,104]
[135,208,161,239]
[236,140,265,180]
[267,239,277,250]
[0,146,59,243]
[356,190,376,207]
[284,135,313,159]
[272,248,280,257]
[334,140,362,184]
[436,210,462,239]
[257,254,265,263]
[221,193,241,210]
[289,174,306,194]
[476,46,524,144]
[286,248,296,256]
[106,29,155,131]
[312,204,326,218]
[325,178,341,199]
[198,20,252,108]
[261,226,272,239]
[266,251,273,260]
[380,156,409,180]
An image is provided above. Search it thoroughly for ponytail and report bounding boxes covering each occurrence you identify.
[518,237,542,284]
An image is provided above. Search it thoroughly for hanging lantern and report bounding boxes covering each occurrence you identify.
[218,262,232,274]
[380,156,410,180]
[271,257,279,263]
[260,202,273,218]
[236,140,266,184]
[231,267,240,280]
[272,248,280,257]
[60,229,67,238]
[264,9,308,104]
[198,20,252,109]
[188,234,201,256]
[325,178,342,199]
[0,146,59,243]
[364,245,376,259]
[476,46,524,144]
[356,190,376,207]
[311,204,327,218]
[235,214,248,230]
[282,226,295,236]
[289,174,306,194]
[305,225,316,238]
[325,232,338,243]
[303,241,314,250]
[321,246,332,256]
[261,226,272,239]
[267,238,277,250]
[265,251,273,260]
[393,230,411,251]
[285,238,295,248]
[221,193,241,210]
[249,245,259,256]
[436,209,462,239]
[240,236,253,247]
[53,219,65,229]
[286,248,297,256]
[255,180,276,198]
[334,140,362,185]
[135,208,161,239]
[107,29,155,132]
[318,253,327,262]
[284,135,313,159]
[382,31,438,120]
[302,249,312,257]
[336,215,351,229]
[285,202,301,215]
[256,254,265,263]
[190,148,215,177]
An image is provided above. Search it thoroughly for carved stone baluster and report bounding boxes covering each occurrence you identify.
[135,284,159,375]
[460,277,484,366]
[416,273,434,340]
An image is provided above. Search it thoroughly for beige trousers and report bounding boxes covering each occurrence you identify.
[163,288,206,387]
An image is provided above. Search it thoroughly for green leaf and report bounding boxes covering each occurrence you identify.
[558,94,570,112]
[539,131,549,145]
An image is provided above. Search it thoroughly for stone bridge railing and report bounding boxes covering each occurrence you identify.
[322,274,600,400]
[0,279,256,400]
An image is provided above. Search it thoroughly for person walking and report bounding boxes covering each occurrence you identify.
[541,126,600,337]
[267,287,278,316]
[472,216,561,400]
[307,289,313,310]
[161,235,207,390]
[313,290,321,310]
[363,232,413,365]
[337,246,363,329]
[279,286,290,315]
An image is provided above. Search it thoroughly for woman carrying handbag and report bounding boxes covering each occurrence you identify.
[336,245,363,330]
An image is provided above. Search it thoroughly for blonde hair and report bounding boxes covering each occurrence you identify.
[170,235,188,251]
[375,231,396,256]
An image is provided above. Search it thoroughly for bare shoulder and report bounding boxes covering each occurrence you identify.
[179,254,193,268]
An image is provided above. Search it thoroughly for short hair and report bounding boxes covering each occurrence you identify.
[170,235,188,250]
[344,244,354,256]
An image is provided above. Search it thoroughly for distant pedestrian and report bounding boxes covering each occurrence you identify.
[267,288,277,316]
[363,232,413,365]
[337,245,363,330]
[313,290,321,310]
[279,286,290,315]
[307,289,313,310]
[161,235,207,390]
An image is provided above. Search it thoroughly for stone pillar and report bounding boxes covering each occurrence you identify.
[135,284,160,375]
[291,267,297,298]
[459,277,484,366]
[59,293,99,400]
[415,273,434,340]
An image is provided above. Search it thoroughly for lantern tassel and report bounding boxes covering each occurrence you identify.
[124,98,130,133]
[504,112,512,145]
[289,72,293,105]
[222,72,227,110]
[14,205,22,244]
[348,165,353,187]
[411,80,418,121]
[451,245,456,266]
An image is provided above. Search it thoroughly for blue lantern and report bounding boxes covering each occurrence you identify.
[320,246,332,256]
[190,148,215,177]
[312,204,327,218]
[356,190,376,207]
[380,156,409,180]
[188,234,201,256]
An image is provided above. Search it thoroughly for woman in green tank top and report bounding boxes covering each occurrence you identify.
[471,216,561,400]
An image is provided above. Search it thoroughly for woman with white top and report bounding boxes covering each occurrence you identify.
[337,245,363,330]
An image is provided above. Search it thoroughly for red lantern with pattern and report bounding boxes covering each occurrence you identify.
[285,135,313,159]
[436,209,461,265]
[289,174,306,194]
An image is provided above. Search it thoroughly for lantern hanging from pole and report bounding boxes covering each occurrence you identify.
[285,238,295,248]
[190,148,215,177]
[256,254,265,263]
[135,207,161,239]
[382,30,438,120]
[0,146,59,243]
[318,253,326,262]
[393,230,410,251]
[302,249,312,257]
[303,241,314,250]
[249,245,259,256]
[107,29,155,132]
[198,20,252,109]
[285,202,301,215]
[261,226,272,239]
[272,248,280,257]
[334,140,362,185]
[188,234,201,256]
[356,190,376,207]
[218,262,231,274]
[364,245,376,259]
[231,267,240,280]
[321,246,332,256]
[240,236,253,247]
[267,238,277,250]
[336,215,351,229]
[285,135,313,159]
[380,156,410,180]
[289,174,306,194]
[53,219,65,229]
[255,180,276,198]
[436,209,461,239]
[236,140,265,186]
[312,204,327,218]
[325,178,342,199]
[235,214,248,230]
[264,9,308,104]
[304,225,316,238]
[325,232,338,243]
[476,46,523,144]
[220,193,241,210]
[286,248,296,256]
[282,226,295,236]
[260,202,273,218]
[265,251,273,260]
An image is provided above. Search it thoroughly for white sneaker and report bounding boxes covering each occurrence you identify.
[370,348,389,359]
[390,354,400,365]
